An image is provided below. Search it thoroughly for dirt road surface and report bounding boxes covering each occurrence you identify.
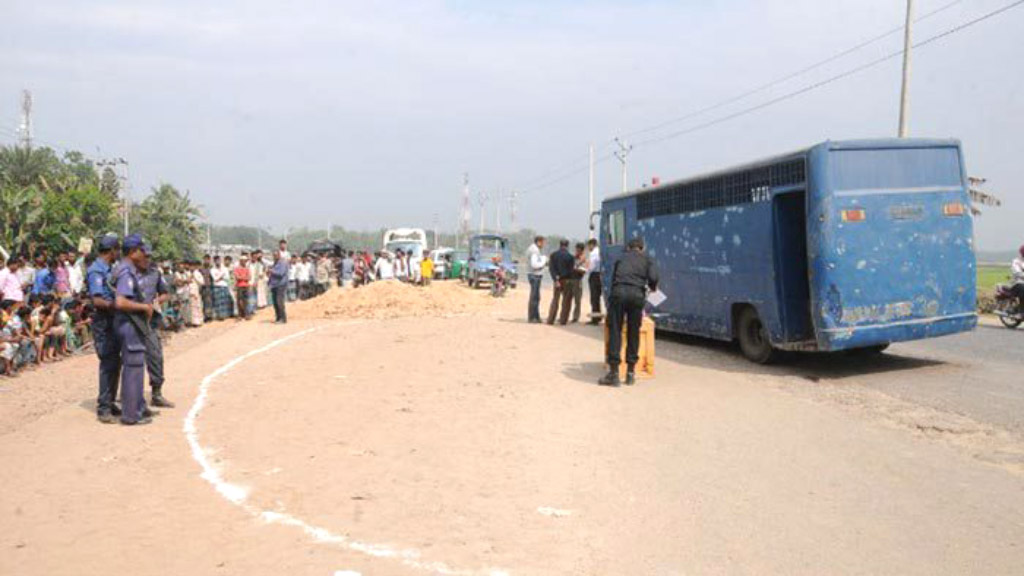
[2,283,1022,575]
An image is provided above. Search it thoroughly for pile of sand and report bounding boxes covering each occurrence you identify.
[288,281,494,320]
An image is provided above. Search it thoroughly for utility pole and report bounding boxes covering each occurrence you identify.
[432,213,440,249]
[458,173,471,248]
[588,143,595,239]
[614,137,633,193]
[122,159,131,235]
[327,221,332,241]
[898,0,915,138]
[18,90,32,150]
[477,190,488,234]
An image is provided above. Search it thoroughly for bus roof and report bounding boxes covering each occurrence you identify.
[603,137,961,203]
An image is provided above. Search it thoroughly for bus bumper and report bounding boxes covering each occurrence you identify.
[816,312,977,351]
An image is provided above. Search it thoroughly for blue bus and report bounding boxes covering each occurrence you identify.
[600,138,977,363]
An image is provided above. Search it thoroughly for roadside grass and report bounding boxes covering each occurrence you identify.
[978,265,1009,294]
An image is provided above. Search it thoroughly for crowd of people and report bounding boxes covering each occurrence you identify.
[0,227,665,422]
[0,232,451,422]
[525,236,603,326]
[525,234,659,388]
[0,251,97,376]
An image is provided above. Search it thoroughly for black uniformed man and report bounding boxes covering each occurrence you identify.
[600,236,659,387]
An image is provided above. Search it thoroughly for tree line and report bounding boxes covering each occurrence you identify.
[0,143,577,263]
[0,144,202,261]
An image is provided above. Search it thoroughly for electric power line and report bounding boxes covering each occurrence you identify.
[512,0,965,194]
[632,0,1024,149]
[620,0,965,140]
[515,139,615,191]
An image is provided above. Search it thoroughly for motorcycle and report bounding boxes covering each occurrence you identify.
[490,266,508,298]
[993,283,1023,329]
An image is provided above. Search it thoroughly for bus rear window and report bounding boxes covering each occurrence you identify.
[831,148,962,192]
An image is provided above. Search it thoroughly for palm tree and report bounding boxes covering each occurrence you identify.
[0,146,60,189]
[134,184,203,260]
[0,185,44,256]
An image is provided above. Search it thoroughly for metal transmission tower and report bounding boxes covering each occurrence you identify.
[96,157,131,235]
[614,137,633,193]
[458,173,472,248]
[508,191,519,231]
[18,90,33,149]
[495,189,503,233]
[477,191,489,234]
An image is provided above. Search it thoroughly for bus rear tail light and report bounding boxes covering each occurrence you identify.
[841,209,866,222]
[943,202,966,216]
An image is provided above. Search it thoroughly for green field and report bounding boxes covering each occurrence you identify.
[978,265,1009,294]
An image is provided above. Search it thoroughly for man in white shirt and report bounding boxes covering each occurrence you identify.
[586,238,603,324]
[287,255,299,301]
[1010,245,1024,307]
[297,255,312,299]
[409,251,423,284]
[210,256,231,319]
[375,253,396,280]
[394,250,409,282]
[0,258,24,304]
[17,259,35,293]
[526,236,549,323]
[69,252,85,295]
[1012,246,1024,284]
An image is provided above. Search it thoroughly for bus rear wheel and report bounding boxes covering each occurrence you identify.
[737,307,777,364]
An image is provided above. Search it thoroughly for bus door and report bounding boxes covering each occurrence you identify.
[772,190,813,342]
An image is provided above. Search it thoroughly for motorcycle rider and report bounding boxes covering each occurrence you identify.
[1011,245,1024,308]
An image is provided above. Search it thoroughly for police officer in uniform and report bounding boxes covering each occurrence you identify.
[600,236,659,387]
[88,234,122,424]
[138,247,175,408]
[114,234,157,425]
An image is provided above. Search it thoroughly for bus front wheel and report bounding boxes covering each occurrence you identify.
[737,307,777,364]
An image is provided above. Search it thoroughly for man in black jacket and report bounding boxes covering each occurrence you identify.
[546,240,575,325]
[601,237,659,386]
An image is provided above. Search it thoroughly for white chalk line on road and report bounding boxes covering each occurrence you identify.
[184,322,509,576]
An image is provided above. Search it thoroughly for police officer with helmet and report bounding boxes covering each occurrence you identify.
[600,236,659,387]
[114,234,156,425]
[88,233,122,424]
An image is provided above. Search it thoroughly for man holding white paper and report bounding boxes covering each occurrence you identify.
[600,236,660,387]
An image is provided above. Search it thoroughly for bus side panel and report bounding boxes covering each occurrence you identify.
[638,203,780,342]
[807,144,977,350]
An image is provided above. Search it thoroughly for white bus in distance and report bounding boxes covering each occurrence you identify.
[382,228,428,259]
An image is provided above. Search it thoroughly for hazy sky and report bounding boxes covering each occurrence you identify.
[1,0,1021,249]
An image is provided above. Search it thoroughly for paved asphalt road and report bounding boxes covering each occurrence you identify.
[878,322,1022,433]
[653,319,1023,435]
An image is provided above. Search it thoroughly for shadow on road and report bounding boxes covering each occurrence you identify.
[551,321,947,383]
